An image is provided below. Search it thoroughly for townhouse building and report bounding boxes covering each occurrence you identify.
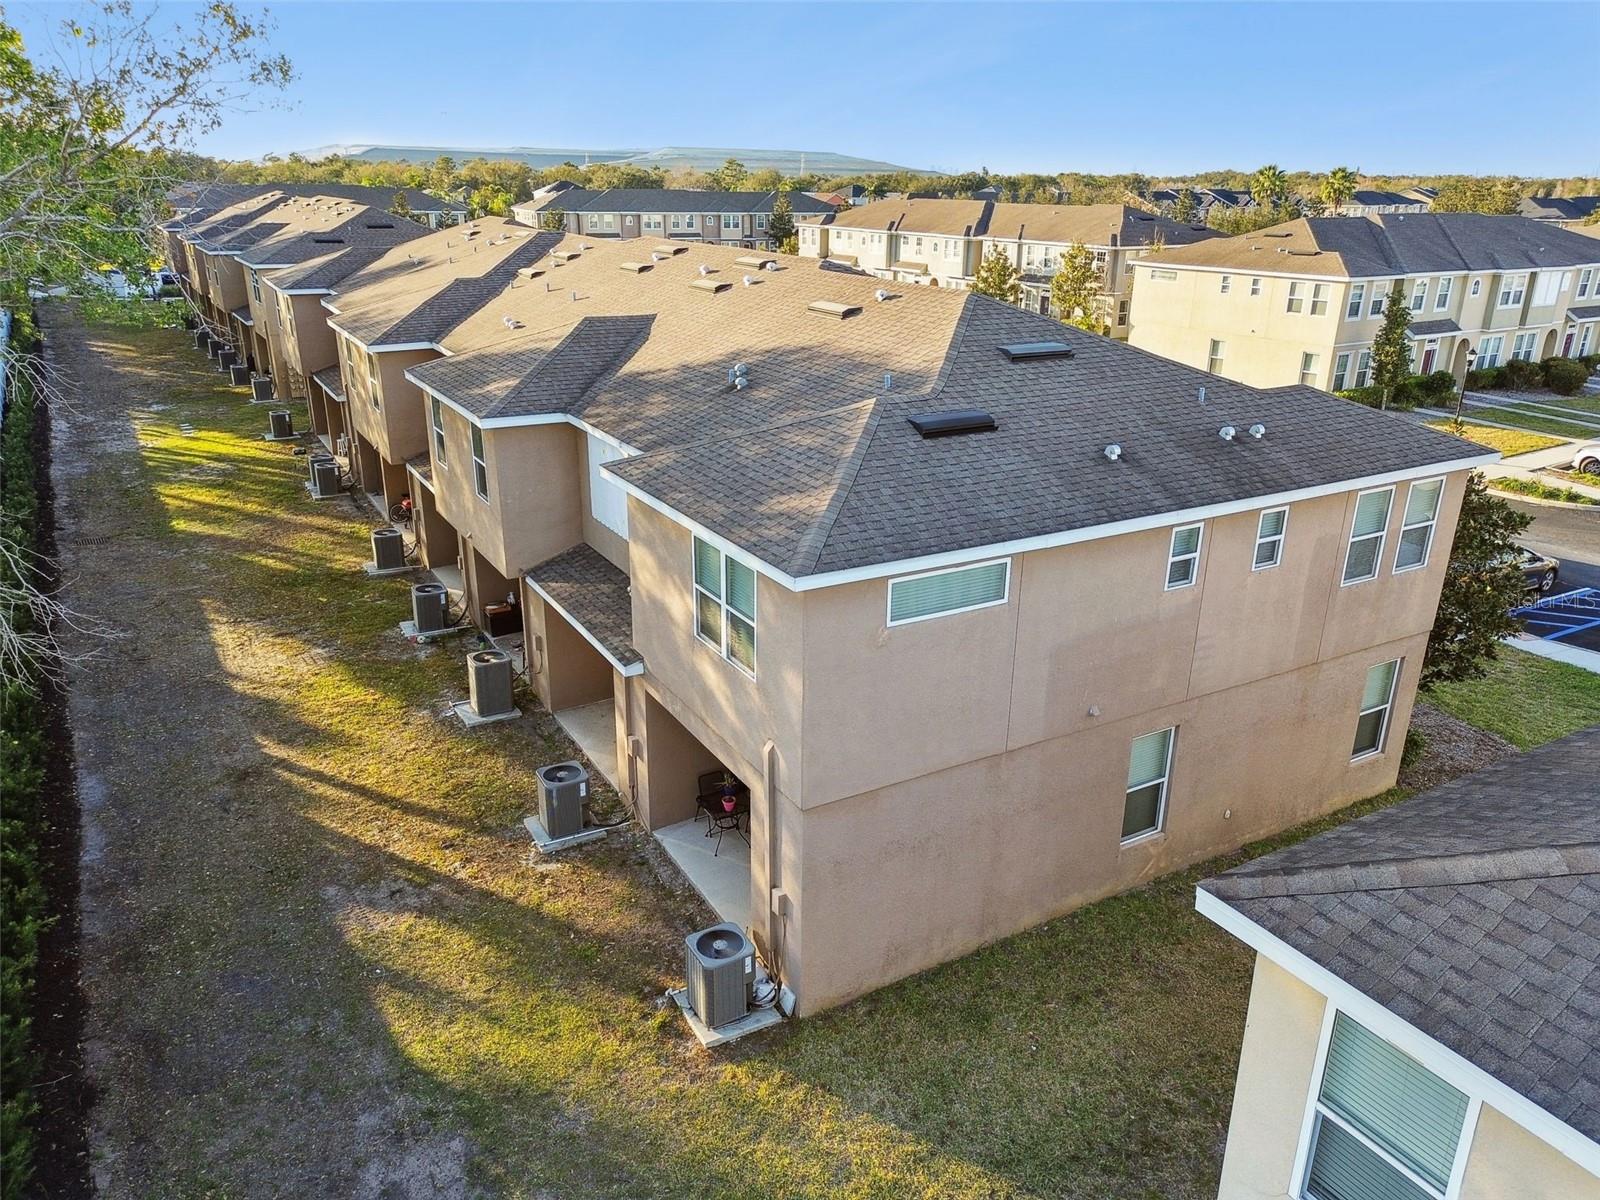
[1519,194,1600,229]
[168,180,467,228]
[1128,213,1600,392]
[345,235,1489,1016]
[1149,186,1256,221]
[1199,728,1600,1200]
[162,192,425,377]
[797,198,1220,336]
[1329,189,1432,216]
[509,189,834,247]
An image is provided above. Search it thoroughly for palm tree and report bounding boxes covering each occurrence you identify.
[1320,166,1358,214]
[1251,163,1289,211]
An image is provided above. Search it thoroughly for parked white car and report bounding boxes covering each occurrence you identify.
[1573,442,1600,475]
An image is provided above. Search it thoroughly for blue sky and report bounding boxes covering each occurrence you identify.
[14,1,1600,174]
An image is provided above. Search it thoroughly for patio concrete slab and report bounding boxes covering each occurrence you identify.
[555,700,621,790]
[655,816,750,929]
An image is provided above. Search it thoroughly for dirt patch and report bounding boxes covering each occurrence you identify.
[1399,701,1518,792]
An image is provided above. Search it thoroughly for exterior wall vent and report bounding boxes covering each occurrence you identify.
[999,341,1074,361]
[808,300,862,320]
[691,278,731,294]
[907,409,997,438]
[619,261,652,273]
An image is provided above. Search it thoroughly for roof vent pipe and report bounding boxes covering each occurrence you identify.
[743,275,754,287]
[1198,386,1208,405]
[698,264,712,276]
[1104,443,1122,461]
[1219,425,1236,441]
[874,289,890,301]
[1249,423,1266,439]
[883,372,892,391]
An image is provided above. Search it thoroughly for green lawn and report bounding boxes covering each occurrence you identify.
[63,310,1600,1198]
[1462,404,1598,440]
[1425,420,1564,458]
[1425,651,1600,749]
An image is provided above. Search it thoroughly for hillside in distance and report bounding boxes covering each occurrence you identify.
[299,143,927,175]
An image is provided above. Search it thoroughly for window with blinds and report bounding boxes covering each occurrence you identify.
[1352,659,1400,758]
[470,424,488,501]
[1304,1013,1468,1200]
[1166,523,1203,589]
[1394,479,1443,573]
[1254,507,1288,569]
[692,536,756,675]
[887,560,1010,626]
[1123,727,1174,842]
[1343,488,1394,584]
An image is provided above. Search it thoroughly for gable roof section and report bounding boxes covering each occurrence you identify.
[1149,213,1600,278]
[1200,727,1600,1147]
[1520,195,1600,222]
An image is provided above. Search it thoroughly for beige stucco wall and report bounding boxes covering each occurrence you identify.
[344,347,435,467]
[1216,955,1329,1200]
[1458,1105,1600,1200]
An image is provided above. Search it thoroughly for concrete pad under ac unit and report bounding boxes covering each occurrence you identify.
[666,986,783,1048]
[522,813,607,853]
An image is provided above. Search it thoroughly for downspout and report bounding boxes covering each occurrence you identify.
[761,738,786,986]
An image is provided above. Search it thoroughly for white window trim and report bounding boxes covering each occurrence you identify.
[1393,477,1444,574]
[1341,485,1394,587]
[1121,726,1175,847]
[1351,658,1401,763]
[1289,1004,1481,1200]
[693,538,757,679]
[885,558,1012,627]
[430,397,447,468]
[1434,277,1453,311]
[1165,522,1204,591]
[1253,506,1289,571]
[470,424,488,501]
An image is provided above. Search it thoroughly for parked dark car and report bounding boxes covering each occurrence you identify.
[1513,545,1560,594]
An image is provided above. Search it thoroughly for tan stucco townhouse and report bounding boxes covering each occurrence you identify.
[1199,727,1600,1200]
[1128,213,1600,393]
[382,235,1490,1016]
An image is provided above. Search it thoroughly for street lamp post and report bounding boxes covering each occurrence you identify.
[1453,347,1478,427]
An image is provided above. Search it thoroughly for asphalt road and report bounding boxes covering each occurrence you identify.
[1507,499,1600,593]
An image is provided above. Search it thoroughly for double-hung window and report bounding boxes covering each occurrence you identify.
[1478,335,1504,367]
[1254,507,1288,569]
[1310,283,1329,315]
[430,396,447,465]
[1434,276,1453,310]
[469,424,488,500]
[1352,659,1401,758]
[1299,352,1320,386]
[1497,273,1526,307]
[1394,478,1443,572]
[1332,352,1351,391]
[722,214,741,231]
[1249,276,1261,296]
[1166,523,1203,589]
[887,559,1010,625]
[366,350,381,409]
[1220,274,1232,294]
[1346,283,1366,318]
[1343,487,1393,584]
[1410,279,1427,311]
[1301,1012,1468,1199]
[1122,727,1174,843]
[1370,286,1387,317]
[693,536,756,675]
[249,269,262,304]
[1511,331,1537,361]
[1579,268,1594,299]
[1286,281,1306,314]
[1355,349,1373,387]
[1207,339,1226,374]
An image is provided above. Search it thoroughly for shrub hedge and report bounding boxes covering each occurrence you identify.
[1,308,48,1200]
[1467,355,1596,396]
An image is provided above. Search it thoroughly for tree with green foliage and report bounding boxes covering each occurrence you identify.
[971,247,1021,305]
[427,154,457,196]
[1250,163,1290,210]
[1173,187,1199,222]
[1430,177,1521,214]
[1049,242,1106,333]
[539,206,567,233]
[1370,280,1412,407]
[766,193,796,249]
[710,157,748,191]
[389,190,412,220]
[0,3,292,302]
[1320,165,1358,213]
[1421,473,1530,689]
[468,185,512,218]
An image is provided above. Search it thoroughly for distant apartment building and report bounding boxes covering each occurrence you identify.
[797,198,1221,336]
[509,189,834,247]
[1128,213,1600,392]
[1329,189,1432,216]
[1149,187,1256,221]
[167,181,467,228]
[310,234,1492,1016]
[1519,194,1600,229]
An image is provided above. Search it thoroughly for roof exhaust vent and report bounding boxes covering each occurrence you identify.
[874,288,891,302]
[907,409,997,438]
[733,376,749,391]
[763,261,779,272]
[727,363,748,386]
[998,341,1074,362]
[691,278,731,294]
[698,263,712,276]
[1104,443,1122,461]
[651,251,665,261]
[1198,386,1208,405]
[808,300,862,320]
[1219,425,1236,441]
[619,261,651,273]
[1249,423,1266,439]
[883,372,892,391]
[742,274,755,287]
[734,255,775,269]
[502,315,522,329]
[570,290,579,302]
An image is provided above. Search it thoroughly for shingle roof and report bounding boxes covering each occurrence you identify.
[402,236,1488,577]
[1519,196,1600,222]
[1201,727,1600,1142]
[536,189,834,216]
[268,244,405,293]
[168,181,465,218]
[1568,304,1600,321]
[1149,214,1600,278]
[524,544,641,669]
[1408,318,1462,336]
[175,193,429,265]
[825,199,1219,249]
[311,366,345,401]
[1346,190,1424,208]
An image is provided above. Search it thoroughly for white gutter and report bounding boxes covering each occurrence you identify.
[1195,887,1600,1178]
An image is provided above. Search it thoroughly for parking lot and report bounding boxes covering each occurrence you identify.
[1514,585,1600,653]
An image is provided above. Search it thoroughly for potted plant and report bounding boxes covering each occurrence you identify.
[719,772,738,813]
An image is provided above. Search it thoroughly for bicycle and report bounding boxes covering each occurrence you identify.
[388,494,414,526]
